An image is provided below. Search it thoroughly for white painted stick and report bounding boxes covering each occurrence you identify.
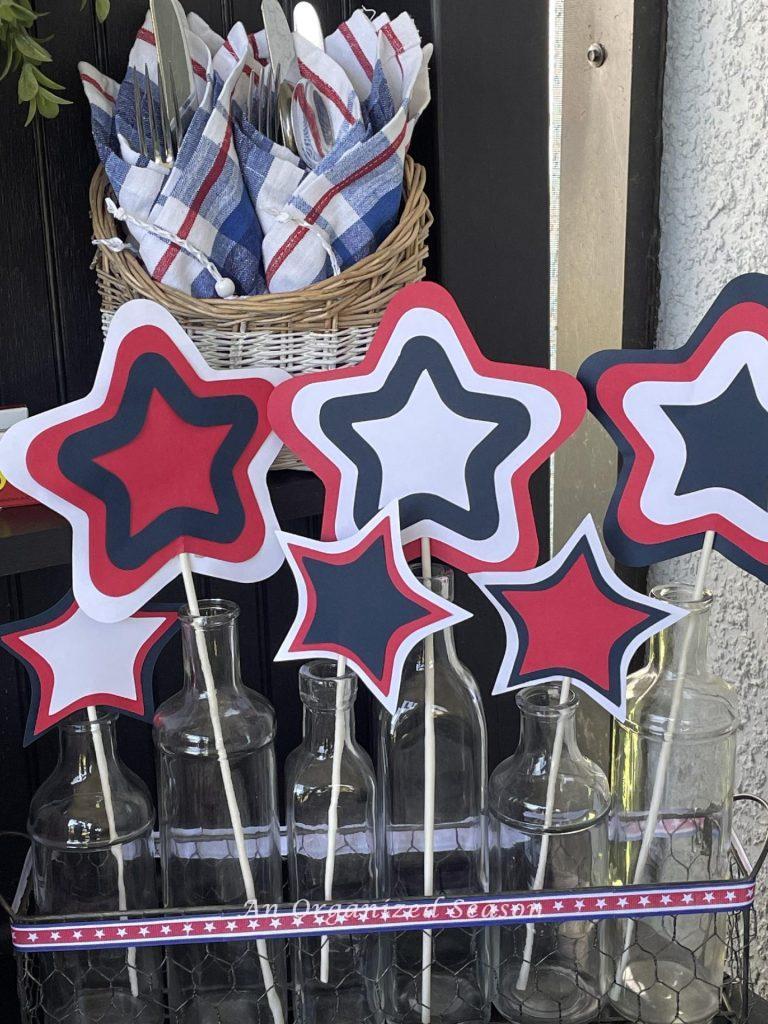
[319,656,348,983]
[179,554,284,1024]
[613,531,715,992]
[515,677,572,992]
[87,704,139,998]
[420,537,436,1024]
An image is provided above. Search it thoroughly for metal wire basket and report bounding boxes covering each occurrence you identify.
[3,794,767,1024]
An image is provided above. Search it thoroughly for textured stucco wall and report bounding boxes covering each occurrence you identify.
[651,0,768,990]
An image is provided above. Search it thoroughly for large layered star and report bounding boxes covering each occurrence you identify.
[471,517,686,720]
[0,300,288,621]
[0,592,178,744]
[275,504,471,713]
[578,273,768,582]
[269,282,586,571]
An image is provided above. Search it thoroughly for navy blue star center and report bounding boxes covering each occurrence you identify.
[302,535,432,681]
[662,366,768,509]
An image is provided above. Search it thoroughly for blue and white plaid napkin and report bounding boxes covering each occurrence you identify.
[81,8,431,297]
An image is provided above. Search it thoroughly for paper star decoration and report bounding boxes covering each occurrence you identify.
[0,592,178,744]
[269,282,586,571]
[275,504,471,713]
[0,300,288,621]
[471,517,686,720]
[578,274,768,581]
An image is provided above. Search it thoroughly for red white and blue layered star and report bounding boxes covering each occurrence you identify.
[269,282,586,572]
[275,504,471,713]
[0,300,288,621]
[471,517,686,720]
[0,591,178,744]
[578,274,768,582]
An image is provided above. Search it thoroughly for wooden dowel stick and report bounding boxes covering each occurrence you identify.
[179,554,284,1024]
[515,677,571,991]
[87,704,139,998]
[319,656,348,983]
[420,537,436,1024]
[613,531,715,992]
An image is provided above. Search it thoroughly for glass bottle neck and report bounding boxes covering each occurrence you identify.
[299,665,357,756]
[57,710,119,779]
[304,690,356,754]
[649,585,712,678]
[181,612,242,697]
[516,687,578,757]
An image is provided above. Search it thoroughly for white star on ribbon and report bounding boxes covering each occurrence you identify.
[161,925,171,935]
[618,897,628,908]
[704,892,715,903]
[574,900,586,910]
[248,920,260,931]
[270,918,282,929]
[639,896,650,907]
[226,921,237,931]
[661,894,672,905]
[682,894,694,904]
[204,922,215,933]
[95,929,105,939]
[28,933,38,943]
[139,927,149,937]
[726,891,736,901]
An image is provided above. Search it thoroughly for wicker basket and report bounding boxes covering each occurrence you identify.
[89,157,432,470]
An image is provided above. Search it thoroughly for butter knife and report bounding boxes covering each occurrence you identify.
[149,0,195,147]
[293,2,324,51]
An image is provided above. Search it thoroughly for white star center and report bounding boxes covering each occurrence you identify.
[21,608,168,715]
[352,371,496,512]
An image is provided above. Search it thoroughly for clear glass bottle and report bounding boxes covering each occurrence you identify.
[378,566,489,1024]
[489,685,611,1024]
[286,661,384,1024]
[610,585,739,1024]
[154,599,287,1024]
[28,708,162,1023]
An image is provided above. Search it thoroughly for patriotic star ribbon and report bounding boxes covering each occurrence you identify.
[12,880,754,952]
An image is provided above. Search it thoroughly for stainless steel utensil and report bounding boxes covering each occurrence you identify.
[293,1,324,50]
[133,64,178,169]
[149,0,194,147]
[291,79,335,167]
[261,0,298,152]
[246,63,280,140]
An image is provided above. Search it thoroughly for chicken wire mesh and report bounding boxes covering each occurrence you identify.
[5,795,767,1024]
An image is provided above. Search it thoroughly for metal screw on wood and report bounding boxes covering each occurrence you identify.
[587,42,606,67]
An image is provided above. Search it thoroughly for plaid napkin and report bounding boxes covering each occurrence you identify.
[82,8,431,297]
[262,12,431,293]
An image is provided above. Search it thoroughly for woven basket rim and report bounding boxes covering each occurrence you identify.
[89,155,431,318]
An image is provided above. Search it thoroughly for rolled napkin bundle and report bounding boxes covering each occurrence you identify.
[80,7,431,297]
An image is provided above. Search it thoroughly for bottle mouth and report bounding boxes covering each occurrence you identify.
[179,598,239,628]
[299,660,357,706]
[413,563,453,595]
[516,683,578,717]
[61,708,118,731]
[650,583,713,613]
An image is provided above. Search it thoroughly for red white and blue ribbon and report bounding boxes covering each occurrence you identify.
[12,880,754,953]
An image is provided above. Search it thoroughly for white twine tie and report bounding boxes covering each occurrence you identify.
[95,198,237,298]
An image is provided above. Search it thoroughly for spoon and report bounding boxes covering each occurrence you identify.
[291,79,336,167]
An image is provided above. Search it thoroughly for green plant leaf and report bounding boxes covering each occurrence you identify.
[36,86,69,117]
[23,94,36,124]
[30,65,64,89]
[14,32,51,62]
[17,59,36,100]
[95,0,109,22]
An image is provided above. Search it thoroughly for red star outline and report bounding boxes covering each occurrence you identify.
[0,593,178,743]
[269,282,586,571]
[284,516,453,698]
[594,300,768,564]
[26,325,274,595]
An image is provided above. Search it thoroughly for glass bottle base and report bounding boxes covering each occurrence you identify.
[611,958,722,1024]
[494,962,601,1024]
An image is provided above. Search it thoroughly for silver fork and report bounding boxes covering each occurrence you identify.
[246,63,284,144]
[133,63,183,168]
